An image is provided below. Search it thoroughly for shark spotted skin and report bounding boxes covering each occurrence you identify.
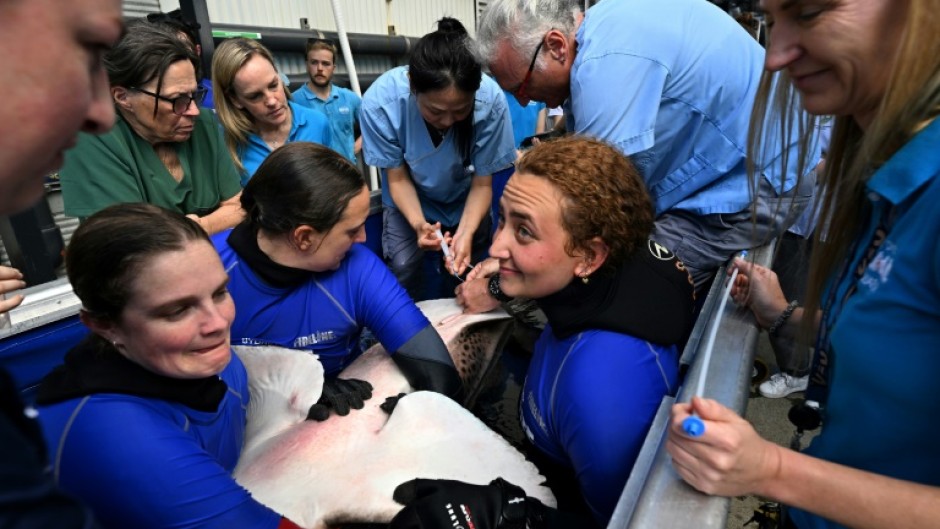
[233,299,554,529]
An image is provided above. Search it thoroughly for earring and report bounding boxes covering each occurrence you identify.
[581,274,590,285]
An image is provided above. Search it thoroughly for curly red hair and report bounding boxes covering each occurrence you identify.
[515,136,653,269]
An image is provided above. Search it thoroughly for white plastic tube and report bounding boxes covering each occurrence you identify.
[327,0,379,190]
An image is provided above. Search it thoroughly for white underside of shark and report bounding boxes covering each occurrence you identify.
[233,299,555,529]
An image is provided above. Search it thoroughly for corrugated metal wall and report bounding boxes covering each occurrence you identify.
[161,0,477,37]
[3,0,484,267]
[124,0,163,18]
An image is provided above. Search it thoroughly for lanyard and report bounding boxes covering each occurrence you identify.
[789,200,893,441]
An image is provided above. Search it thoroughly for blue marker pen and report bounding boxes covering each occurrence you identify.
[682,251,747,437]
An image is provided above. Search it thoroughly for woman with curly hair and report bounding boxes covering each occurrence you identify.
[393,136,695,528]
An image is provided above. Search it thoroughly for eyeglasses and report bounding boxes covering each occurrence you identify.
[514,37,545,101]
[132,85,208,116]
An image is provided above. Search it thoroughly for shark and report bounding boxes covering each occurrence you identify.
[232,299,554,529]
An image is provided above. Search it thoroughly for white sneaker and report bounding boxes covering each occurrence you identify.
[758,373,809,398]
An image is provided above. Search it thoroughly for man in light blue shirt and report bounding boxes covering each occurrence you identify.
[477,0,819,289]
[292,38,361,163]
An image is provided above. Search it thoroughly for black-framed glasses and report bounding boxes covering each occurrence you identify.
[132,85,208,116]
[514,37,545,101]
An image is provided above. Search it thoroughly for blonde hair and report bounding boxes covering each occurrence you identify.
[211,38,286,175]
[753,1,940,338]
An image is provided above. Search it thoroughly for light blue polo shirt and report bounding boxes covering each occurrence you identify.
[237,100,331,186]
[292,83,361,163]
[360,66,516,227]
[569,0,812,216]
[788,118,940,529]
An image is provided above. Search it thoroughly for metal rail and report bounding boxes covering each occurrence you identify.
[608,243,775,529]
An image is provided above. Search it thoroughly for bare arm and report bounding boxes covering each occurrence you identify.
[668,398,940,529]
[535,108,547,135]
[386,165,440,250]
[188,192,245,235]
[449,176,492,276]
[730,257,820,339]
[455,258,502,314]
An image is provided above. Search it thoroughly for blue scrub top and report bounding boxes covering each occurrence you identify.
[360,66,516,227]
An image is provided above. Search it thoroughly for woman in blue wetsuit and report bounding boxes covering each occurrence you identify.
[212,38,331,185]
[212,142,462,406]
[386,137,695,529]
[35,204,306,529]
[360,17,515,301]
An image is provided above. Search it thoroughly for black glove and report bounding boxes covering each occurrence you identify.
[389,478,535,529]
[380,393,408,415]
[306,377,373,421]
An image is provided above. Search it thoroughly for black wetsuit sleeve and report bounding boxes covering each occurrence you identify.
[392,325,463,400]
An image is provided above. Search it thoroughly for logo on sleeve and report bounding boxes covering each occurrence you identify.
[648,239,675,261]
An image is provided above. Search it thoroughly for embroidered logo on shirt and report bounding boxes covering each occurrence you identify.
[859,240,895,293]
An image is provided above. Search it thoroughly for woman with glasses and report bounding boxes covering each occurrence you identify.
[59,21,243,235]
[212,38,331,186]
[360,18,515,301]
[386,137,694,529]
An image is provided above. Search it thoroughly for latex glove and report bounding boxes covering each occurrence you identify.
[306,377,373,421]
[389,478,531,529]
[729,257,790,329]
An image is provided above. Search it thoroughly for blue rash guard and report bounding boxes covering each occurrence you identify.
[521,328,679,522]
[35,347,281,529]
[518,241,694,524]
[213,230,431,375]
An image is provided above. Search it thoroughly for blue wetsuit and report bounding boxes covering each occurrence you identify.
[788,117,940,529]
[520,241,694,524]
[35,342,281,529]
[521,328,678,522]
[213,228,431,375]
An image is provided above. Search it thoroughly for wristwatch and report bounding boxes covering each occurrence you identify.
[487,274,513,302]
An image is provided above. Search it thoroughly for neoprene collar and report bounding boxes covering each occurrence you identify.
[227,222,314,289]
[36,337,229,412]
[538,240,695,346]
